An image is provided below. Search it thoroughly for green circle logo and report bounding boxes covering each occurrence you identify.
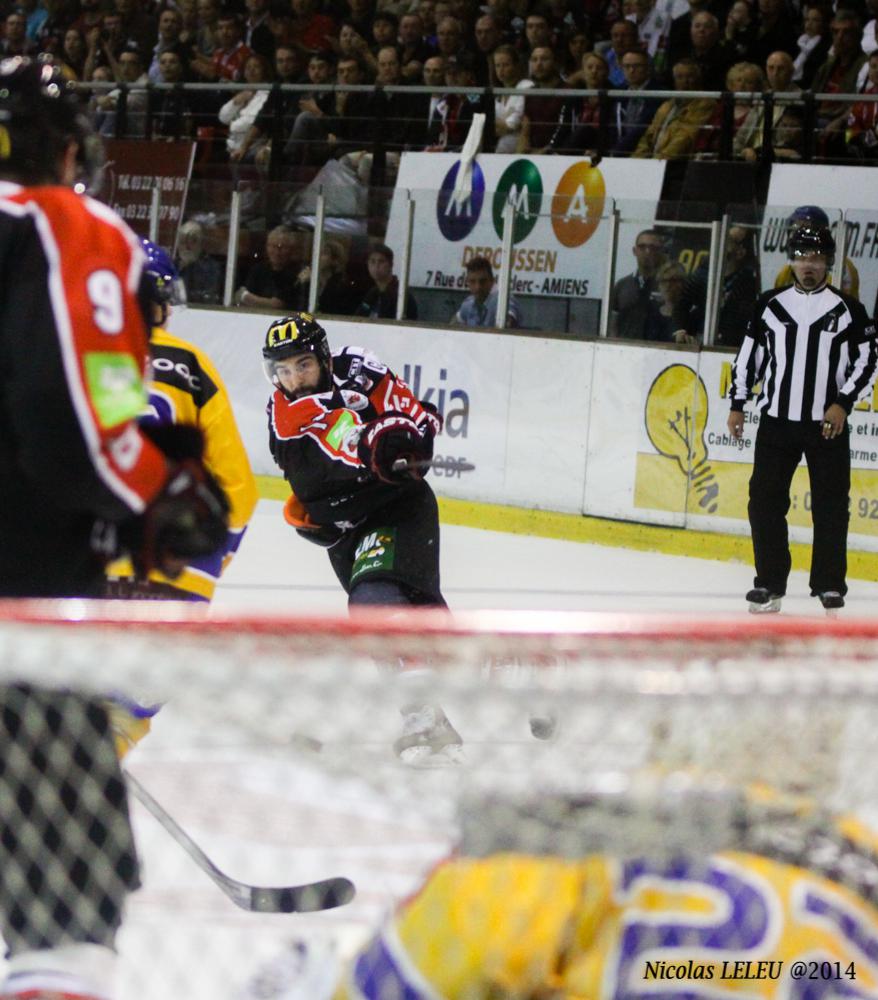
[492,159,543,243]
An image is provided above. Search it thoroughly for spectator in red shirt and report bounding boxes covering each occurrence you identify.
[292,0,338,55]
[192,12,253,81]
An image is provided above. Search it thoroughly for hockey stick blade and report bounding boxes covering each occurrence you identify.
[392,456,476,474]
[126,771,355,913]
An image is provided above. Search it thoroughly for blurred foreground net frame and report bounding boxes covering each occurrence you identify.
[2,602,878,996]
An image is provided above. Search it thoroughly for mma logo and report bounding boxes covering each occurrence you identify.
[351,528,396,583]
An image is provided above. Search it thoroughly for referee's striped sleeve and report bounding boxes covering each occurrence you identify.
[837,301,878,412]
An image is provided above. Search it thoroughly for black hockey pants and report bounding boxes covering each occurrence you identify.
[748,414,850,597]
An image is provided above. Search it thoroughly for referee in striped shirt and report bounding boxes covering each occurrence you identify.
[728,224,878,614]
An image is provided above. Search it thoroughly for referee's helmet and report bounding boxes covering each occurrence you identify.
[787,225,835,268]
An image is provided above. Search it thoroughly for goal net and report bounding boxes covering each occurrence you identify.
[1,602,878,999]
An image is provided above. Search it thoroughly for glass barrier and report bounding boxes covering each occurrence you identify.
[99,155,867,348]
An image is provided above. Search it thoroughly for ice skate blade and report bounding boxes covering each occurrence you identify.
[825,608,841,620]
[748,598,781,614]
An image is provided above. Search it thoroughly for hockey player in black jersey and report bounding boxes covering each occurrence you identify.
[263,313,461,763]
[0,56,228,1000]
[262,313,461,766]
[728,224,878,615]
[264,312,446,608]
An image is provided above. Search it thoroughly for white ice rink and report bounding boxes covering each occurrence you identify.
[214,497,878,616]
[113,500,878,997]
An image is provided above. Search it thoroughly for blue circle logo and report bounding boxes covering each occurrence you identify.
[436,161,485,242]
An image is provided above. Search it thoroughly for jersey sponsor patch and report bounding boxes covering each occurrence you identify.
[150,344,217,404]
[83,352,147,428]
[326,409,359,451]
[350,528,396,584]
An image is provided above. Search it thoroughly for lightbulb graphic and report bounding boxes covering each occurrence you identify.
[645,365,718,513]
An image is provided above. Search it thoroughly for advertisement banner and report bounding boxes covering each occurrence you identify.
[631,350,878,546]
[100,140,196,250]
[759,164,878,311]
[386,153,666,300]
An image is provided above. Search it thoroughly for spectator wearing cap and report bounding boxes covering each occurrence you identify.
[774,206,860,299]
[191,12,253,80]
[356,244,419,320]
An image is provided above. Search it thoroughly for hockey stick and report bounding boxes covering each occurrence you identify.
[126,771,355,913]
[392,456,476,474]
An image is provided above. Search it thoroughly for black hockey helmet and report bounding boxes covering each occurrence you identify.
[262,313,332,396]
[0,56,103,192]
[787,225,836,267]
[786,205,830,230]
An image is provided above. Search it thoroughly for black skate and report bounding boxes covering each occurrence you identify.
[817,591,844,617]
[746,588,782,614]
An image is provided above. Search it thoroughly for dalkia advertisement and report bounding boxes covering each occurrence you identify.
[385,153,666,300]
[633,354,878,542]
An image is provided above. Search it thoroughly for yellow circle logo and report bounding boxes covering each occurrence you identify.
[550,162,605,248]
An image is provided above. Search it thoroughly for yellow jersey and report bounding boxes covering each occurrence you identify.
[107,327,257,600]
[338,846,878,998]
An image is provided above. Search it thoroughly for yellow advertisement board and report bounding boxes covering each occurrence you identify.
[634,358,878,539]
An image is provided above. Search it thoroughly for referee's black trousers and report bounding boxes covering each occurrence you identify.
[748,415,850,597]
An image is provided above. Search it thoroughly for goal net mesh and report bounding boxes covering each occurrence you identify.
[1,602,878,999]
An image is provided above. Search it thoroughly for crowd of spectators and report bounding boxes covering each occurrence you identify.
[6,0,876,170]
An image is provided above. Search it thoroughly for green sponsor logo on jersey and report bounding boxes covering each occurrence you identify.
[350,527,396,584]
[326,410,358,450]
[84,352,147,428]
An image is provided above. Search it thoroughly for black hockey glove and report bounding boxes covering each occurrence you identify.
[358,412,433,484]
[129,459,230,579]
